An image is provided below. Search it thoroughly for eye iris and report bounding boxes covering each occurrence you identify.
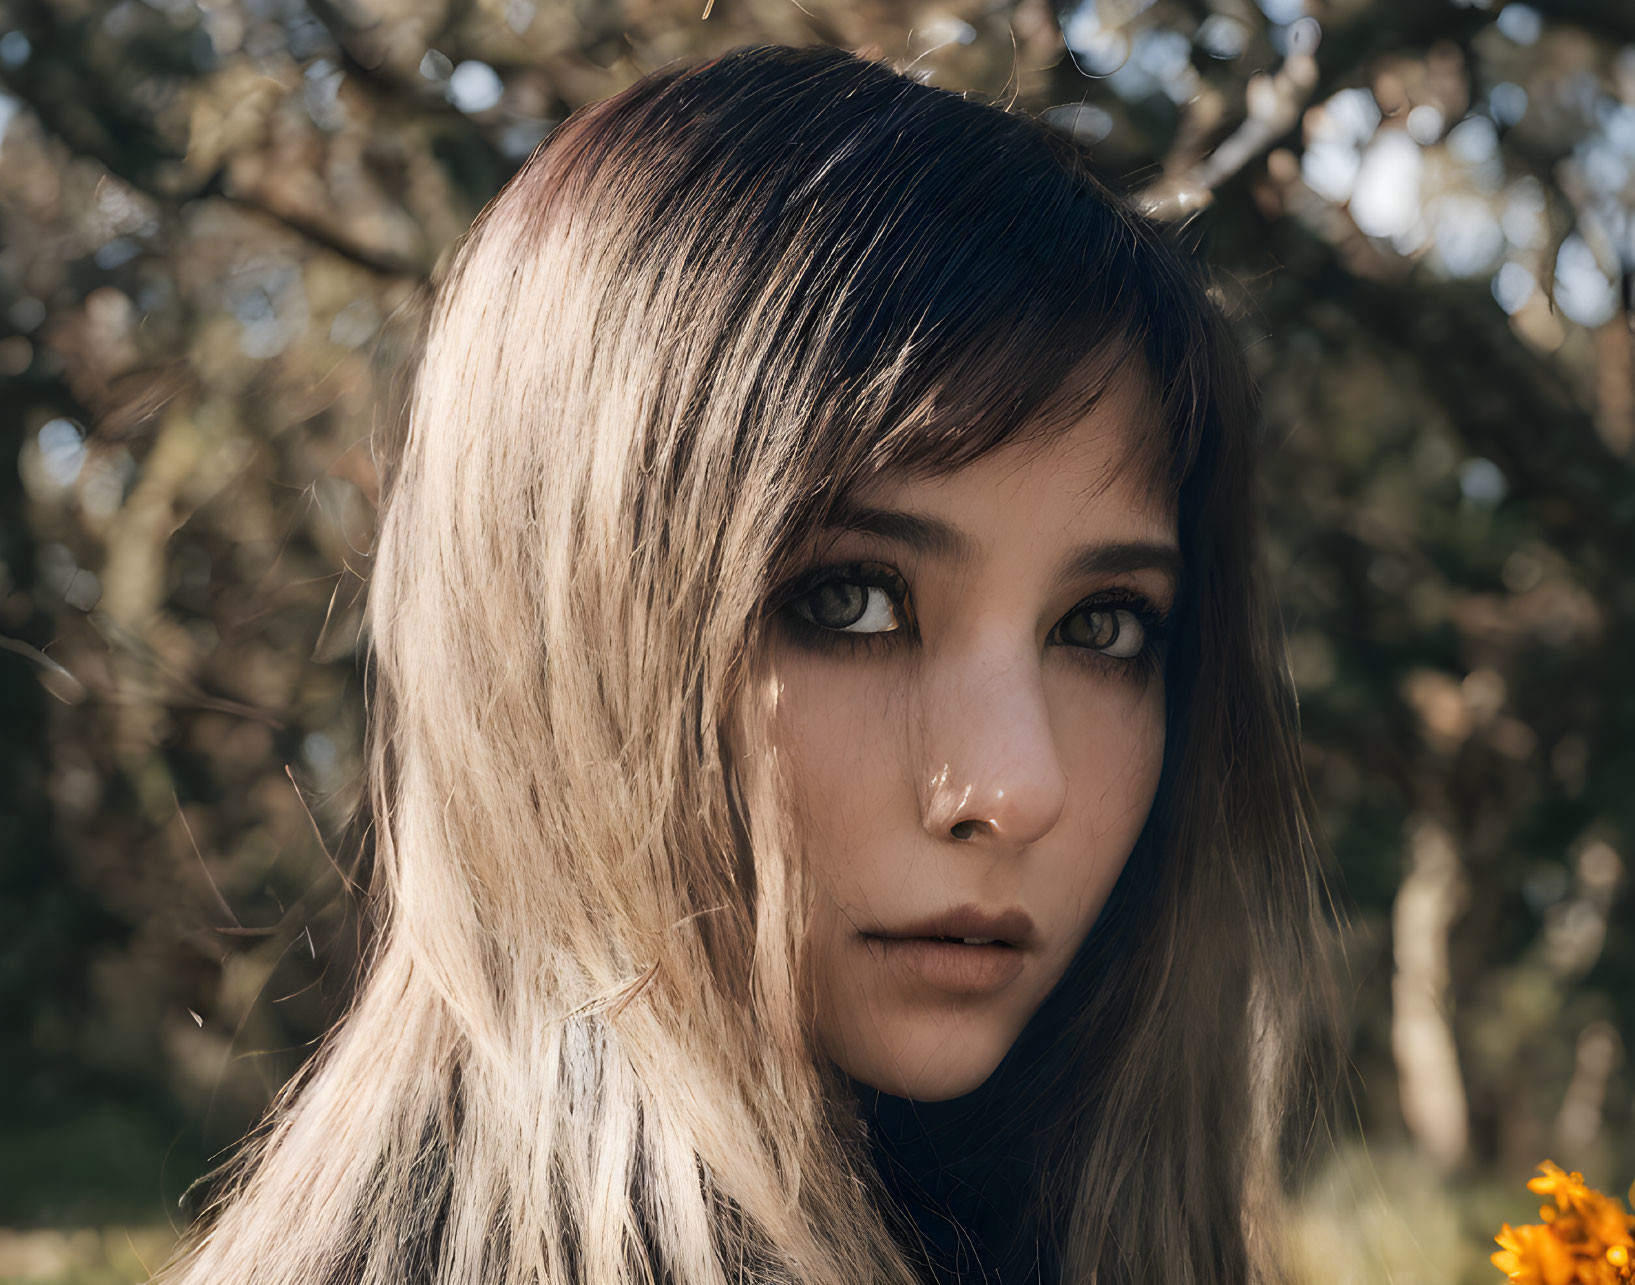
[1071,609,1120,649]
[808,581,868,629]
[1064,607,1146,658]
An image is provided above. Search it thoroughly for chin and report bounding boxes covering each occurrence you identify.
[830,1015,1017,1102]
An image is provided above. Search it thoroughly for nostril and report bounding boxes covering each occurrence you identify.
[949,820,978,841]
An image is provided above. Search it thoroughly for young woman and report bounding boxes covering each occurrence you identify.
[154,42,1340,1285]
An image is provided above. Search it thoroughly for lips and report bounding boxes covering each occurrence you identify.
[862,903,1036,951]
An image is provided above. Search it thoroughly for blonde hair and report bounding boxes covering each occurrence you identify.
[154,44,1338,1285]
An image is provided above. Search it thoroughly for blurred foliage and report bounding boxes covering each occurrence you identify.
[1,0,1633,1280]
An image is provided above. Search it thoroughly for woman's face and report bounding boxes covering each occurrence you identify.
[766,370,1177,1101]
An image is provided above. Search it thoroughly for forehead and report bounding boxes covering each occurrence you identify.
[848,363,1177,546]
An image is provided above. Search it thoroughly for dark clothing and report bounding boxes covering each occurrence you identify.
[853,1079,1060,1285]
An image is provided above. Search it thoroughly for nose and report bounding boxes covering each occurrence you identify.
[917,629,1068,849]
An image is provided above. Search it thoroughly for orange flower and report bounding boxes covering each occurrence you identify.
[1533,1163,1599,1214]
[1494,1221,1580,1285]
[1493,1163,1635,1285]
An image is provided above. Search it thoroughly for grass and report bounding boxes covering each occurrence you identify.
[0,1227,176,1285]
[0,1142,1546,1284]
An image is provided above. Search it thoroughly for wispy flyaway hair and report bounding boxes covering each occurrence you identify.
[155,43,1338,1285]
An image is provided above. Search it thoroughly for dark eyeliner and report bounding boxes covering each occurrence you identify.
[1050,588,1171,682]
[770,561,913,655]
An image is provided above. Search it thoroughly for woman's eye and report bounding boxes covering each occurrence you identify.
[1059,606,1147,658]
[790,578,904,634]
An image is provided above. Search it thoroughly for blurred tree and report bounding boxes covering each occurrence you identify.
[0,0,1631,1277]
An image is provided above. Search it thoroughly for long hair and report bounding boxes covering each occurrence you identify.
[153,43,1339,1285]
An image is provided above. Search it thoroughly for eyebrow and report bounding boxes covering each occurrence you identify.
[825,504,1182,592]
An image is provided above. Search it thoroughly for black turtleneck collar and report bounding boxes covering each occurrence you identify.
[852,1073,1058,1285]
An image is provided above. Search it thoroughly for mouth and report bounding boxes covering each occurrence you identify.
[858,905,1035,995]
[862,904,1037,951]
[858,937,1028,996]
[862,934,1018,948]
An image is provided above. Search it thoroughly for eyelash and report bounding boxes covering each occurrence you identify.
[770,560,1171,684]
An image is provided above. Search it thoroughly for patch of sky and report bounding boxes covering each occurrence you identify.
[1063,0,1157,75]
[1553,234,1618,327]
[1428,194,1504,277]
[94,237,141,270]
[1491,261,1536,314]
[284,12,330,60]
[1042,103,1115,144]
[917,16,977,49]
[1448,114,1499,165]
[1326,87,1382,145]
[1446,114,1505,193]
[0,30,30,68]
[1256,0,1305,24]
[1301,88,1381,205]
[1133,27,1189,80]
[232,262,308,360]
[499,119,552,159]
[1578,137,1630,199]
[1487,81,1527,126]
[38,419,87,488]
[1601,100,1635,154]
[448,60,503,114]
[1459,457,1508,505]
[1107,57,1160,101]
[1407,104,1445,145]
[1500,176,1548,249]
[1287,16,1321,55]
[1350,131,1422,240]
[1130,26,1195,101]
[1084,32,1131,76]
[1067,16,1129,76]
[329,298,379,348]
[1495,3,1541,46]
[0,93,19,151]
[1062,0,1099,55]
[506,0,534,32]
[303,732,338,778]
[1196,15,1246,60]
[1302,141,1360,203]
[1267,15,1319,57]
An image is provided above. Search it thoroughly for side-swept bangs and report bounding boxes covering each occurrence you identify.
[559,44,1231,553]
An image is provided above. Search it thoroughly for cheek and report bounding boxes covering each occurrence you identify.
[768,652,905,875]
[1047,678,1166,923]
[1063,679,1166,819]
